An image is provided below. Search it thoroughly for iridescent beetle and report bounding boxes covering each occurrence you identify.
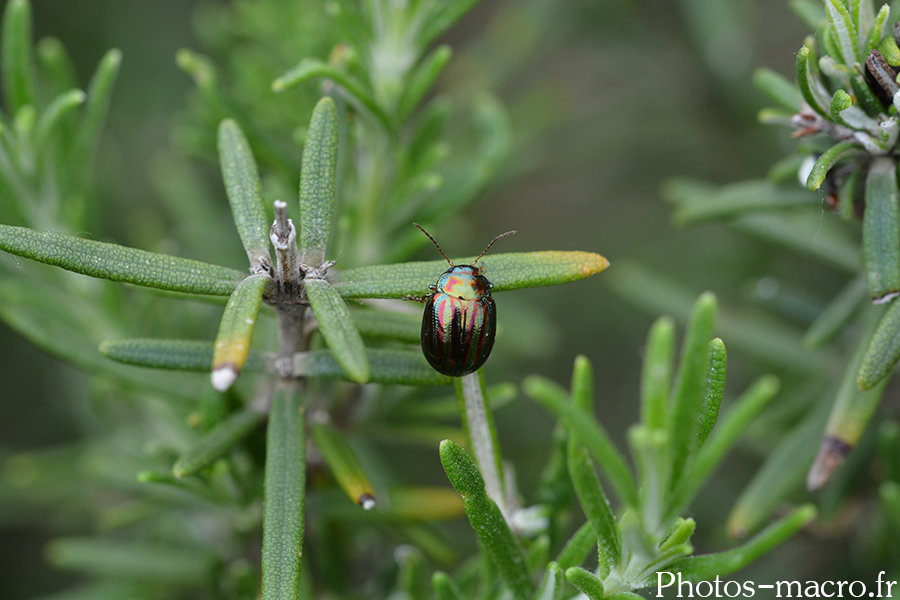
[407,223,516,377]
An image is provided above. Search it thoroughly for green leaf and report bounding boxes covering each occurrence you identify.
[878,20,900,65]
[12,102,36,169]
[823,0,859,66]
[628,425,667,533]
[37,36,78,99]
[351,307,421,342]
[34,88,85,151]
[664,179,818,225]
[272,58,393,131]
[564,567,603,600]
[99,338,267,372]
[403,97,451,178]
[829,88,854,127]
[299,97,338,267]
[835,165,860,220]
[419,0,482,47]
[176,49,234,128]
[0,224,246,295]
[862,158,900,302]
[334,251,610,298]
[98,338,211,371]
[859,300,900,389]
[524,376,639,508]
[373,486,463,521]
[395,547,426,600]
[526,535,551,579]
[752,67,803,111]
[673,505,816,581]
[536,562,566,600]
[1,0,37,114]
[671,376,780,521]
[659,517,696,552]
[439,440,534,600]
[261,385,306,600]
[667,292,717,489]
[310,421,375,508]
[804,274,867,348]
[137,469,227,504]
[571,355,594,412]
[810,309,890,490]
[432,571,464,600]
[397,44,453,121]
[567,438,620,567]
[695,338,727,449]
[218,119,272,264]
[641,316,675,430]
[535,428,575,536]
[795,45,830,117]
[291,348,449,385]
[555,522,595,570]
[732,211,859,274]
[172,407,266,478]
[728,398,828,536]
[45,536,217,585]
[805,140,865,191]
[72,48,121,188]
[211,274,269,392]
[305,278,370,384]
[418,94,510,222]
[848,66,884,116]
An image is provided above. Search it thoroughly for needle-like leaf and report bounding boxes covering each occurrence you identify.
[0,224,246,295]
[261,385,306,600]
[299,97,338,267]
[440,439,534,600]
[334,251,609,298]
[304,278,370,384]
[1,0,38,114]
[211,274,269,391]
[218,119,272,265]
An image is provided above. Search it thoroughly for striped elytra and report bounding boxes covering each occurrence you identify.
[410,224,515,377]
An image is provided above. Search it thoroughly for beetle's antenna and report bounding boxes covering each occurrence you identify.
[414,223,453,266]
[474,230,516,263]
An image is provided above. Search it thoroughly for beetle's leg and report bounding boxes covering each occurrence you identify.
[404,294,427,303]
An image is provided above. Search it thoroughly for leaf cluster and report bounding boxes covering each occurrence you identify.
[632,0,900,559]
[0,1,825,599]
[432,294,814,599]
[0,1,613,598]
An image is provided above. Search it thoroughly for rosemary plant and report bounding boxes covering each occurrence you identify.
[647,0,900,550]
[0,1,820,598]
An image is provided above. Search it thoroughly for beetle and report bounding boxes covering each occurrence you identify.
[407,223,516,377]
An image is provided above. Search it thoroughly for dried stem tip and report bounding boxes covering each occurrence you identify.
[270,200,300,288]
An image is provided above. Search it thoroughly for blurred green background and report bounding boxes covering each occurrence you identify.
[1,0,865,597]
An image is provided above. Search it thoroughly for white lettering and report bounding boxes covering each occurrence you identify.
[776,581,801,597]
[657,572,676,597]
[722,579,742,598]
[847,580,865,597]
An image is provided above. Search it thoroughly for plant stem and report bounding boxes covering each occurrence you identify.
[270,200,299,288]
[460,372,505,515]
[268,200,307,359]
